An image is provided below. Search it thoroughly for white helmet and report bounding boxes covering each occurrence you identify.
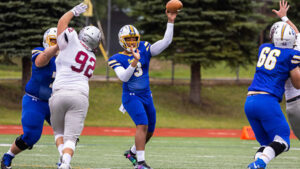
[270,21,296,49]
[43,27,57,48]
[79,26,101,51]
[118,25,140,52]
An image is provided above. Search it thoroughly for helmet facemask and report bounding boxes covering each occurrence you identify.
[121,35,140,52]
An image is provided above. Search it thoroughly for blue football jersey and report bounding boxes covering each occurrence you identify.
[108,41,152,94]
[25,47,56,101]
[248,43,300,101]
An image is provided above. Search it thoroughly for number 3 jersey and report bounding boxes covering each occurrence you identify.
[25,47,56,101]
[53,28,96,96]
[248,43,300,101]
[108,41,152,94]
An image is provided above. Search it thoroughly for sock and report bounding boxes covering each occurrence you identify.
[260,146,275,164]
[131,145,136,154]
[7,150,15,157]
[58,144,64,156]
[62,153,72,165]
[136,150,145,162]
[255,152,262,160]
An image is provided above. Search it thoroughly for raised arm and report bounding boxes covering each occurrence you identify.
[150,10,177,57]
[272,0,299,33]
[57,3,87,37]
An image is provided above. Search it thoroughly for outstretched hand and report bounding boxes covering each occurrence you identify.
[71,3,88,17]
[166,9,178,23]
[272,0,290,18]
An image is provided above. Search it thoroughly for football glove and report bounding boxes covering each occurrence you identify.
[71,3,88,17]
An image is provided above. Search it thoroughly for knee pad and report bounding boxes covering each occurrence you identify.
[273,135,289,152]
[269,135,289,157]
[15,135,32,150]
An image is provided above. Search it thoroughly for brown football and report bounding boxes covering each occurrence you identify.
[166,0,183,13]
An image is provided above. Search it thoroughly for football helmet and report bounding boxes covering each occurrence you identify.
[43,27,57,48]
[270,21,296,49]
[79,26,101,51]
[118,25,140,52]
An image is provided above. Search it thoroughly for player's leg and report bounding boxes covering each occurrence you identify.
[49,92,67,168]
[60,92,89,168]
[122,93,150,168]
[286,100,300,140]
[244,95,271,169]
[247,95,290,169]
[144,94,156,144]
[1,95,46,169]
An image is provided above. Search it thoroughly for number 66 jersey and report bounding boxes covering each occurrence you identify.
[248,43,300,101]
[53,28,96,96]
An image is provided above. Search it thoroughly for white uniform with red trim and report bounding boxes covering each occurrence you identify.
[49,27,96,145]
[53,27,96,96]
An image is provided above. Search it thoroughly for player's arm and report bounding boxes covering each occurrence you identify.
[272,0,299,33]
[109,47,140,82]
[150,10,177,57]
[57,3,87,37]
[35,45,59,67]
[290,67,300,89]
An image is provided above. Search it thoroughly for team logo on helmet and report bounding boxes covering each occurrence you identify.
[118,25,140,52]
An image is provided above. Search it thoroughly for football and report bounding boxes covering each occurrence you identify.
[166,0,183,13]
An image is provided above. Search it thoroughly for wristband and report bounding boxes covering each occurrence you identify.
[281,16,289,22]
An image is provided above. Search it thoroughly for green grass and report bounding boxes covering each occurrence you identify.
[0,135,299,169]
[0,57,256,79]
[0,80,253,129]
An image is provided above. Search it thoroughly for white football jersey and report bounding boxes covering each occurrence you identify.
[53,28,96,96]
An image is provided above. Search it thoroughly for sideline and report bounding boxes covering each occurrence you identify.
[0,125,296,139]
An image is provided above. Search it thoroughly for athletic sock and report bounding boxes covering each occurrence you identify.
[62,153,72,165]
[7,150,15,157]
[131,145,137,154]
[136,150,145,162]
[260,146,275,164]
[58,144,64,156]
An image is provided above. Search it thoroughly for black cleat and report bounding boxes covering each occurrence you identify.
[124,149,137,166]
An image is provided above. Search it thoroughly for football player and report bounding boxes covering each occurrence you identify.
[273,0,300,141]
[108,10,177,169]
[1,28,60,169]
[49,3,101,169]
[245,1,300,168]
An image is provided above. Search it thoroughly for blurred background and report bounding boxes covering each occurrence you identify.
[1,0,300,129]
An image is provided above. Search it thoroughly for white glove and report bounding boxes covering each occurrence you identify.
[71,3,88,17]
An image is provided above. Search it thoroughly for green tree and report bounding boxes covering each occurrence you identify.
[0,0,82,90]
[131,0,266,104]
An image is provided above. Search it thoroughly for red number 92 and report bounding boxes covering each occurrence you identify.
[71,51,96,78]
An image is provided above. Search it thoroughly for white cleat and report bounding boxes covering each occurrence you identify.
[58,163,72,169]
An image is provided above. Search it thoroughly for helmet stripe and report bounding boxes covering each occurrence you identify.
[129,25,135,35]
[281,23,287,41]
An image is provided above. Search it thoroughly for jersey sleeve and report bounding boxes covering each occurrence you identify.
[108,56,122,69]
[31,47,44,62]
[290,51,300,70]
[57,27,78,50]
[141,41,152,60]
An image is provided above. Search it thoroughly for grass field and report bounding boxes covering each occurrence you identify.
[0,135,299,169]
[0,57,256,79]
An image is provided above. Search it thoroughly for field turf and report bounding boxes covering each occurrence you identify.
[0,135,299,169]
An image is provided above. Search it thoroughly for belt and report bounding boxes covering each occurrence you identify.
[287,95,300,103]
[247,91,269,96]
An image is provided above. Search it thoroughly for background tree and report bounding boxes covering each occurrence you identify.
[0,0,83,90]
[131,0,266,104]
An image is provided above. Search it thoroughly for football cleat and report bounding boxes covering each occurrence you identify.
[135,161,153,169]
[56,156,62,169]
[247,158,266,169]
[1,153,14,169]
[124,150,137,166]
[58,163,72,169]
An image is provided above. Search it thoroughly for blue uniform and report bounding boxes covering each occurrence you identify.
[108,41,156,132]
[245,43,300,146]
[21,47,56,146]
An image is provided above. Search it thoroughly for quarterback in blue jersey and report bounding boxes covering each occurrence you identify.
[108,10,177,169]
[1,28,59,169]
[246,1,300,169]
